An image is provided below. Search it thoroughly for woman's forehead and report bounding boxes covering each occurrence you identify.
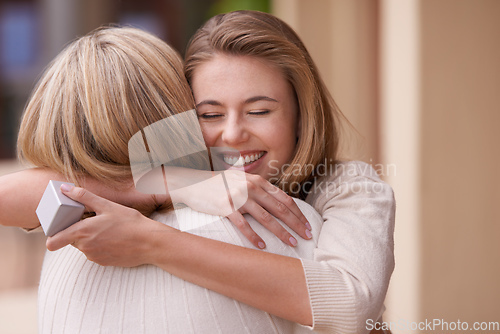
[190,54,292,103]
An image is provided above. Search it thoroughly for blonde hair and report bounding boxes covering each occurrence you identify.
[17,26,195,186]
[185,10,346,198]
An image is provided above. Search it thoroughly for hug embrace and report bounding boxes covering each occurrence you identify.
[0,10,394,334]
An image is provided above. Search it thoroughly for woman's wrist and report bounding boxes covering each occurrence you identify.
[146,222,182,267]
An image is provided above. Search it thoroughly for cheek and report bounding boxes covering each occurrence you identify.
[268,125,297,158]
[199,124,216,146]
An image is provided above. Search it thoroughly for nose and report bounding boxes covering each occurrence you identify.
[221,115,249,146]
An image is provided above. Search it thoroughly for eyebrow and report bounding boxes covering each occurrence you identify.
[196,100,222,108]
[244,96,278,104]
[196,96,278,108]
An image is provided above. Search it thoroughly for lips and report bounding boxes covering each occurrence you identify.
[223,151,265,167]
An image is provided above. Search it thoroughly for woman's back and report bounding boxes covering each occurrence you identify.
[38,199,323,334]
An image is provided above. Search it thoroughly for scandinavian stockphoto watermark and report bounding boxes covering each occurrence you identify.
[268,159,397,197]
[269,158,397,179]
[366,318,500,332]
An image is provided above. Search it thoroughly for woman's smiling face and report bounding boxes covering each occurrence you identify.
[191,54,300,181]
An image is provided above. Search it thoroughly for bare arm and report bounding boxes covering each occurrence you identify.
[0,168,63,228]
[46,185,313,326]
[0,166,309,249]
[0,168,165,229]
[152,228,312,325]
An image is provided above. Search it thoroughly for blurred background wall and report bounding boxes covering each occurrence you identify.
[1,0,499,333]
[277,1,500,332]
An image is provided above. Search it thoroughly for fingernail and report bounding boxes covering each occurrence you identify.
[305,222,312,231]
[60,184,73,192]
[289,237,297,247]
[258,241,266,249]
[305,229,312,239]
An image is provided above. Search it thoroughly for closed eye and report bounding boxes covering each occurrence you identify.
[198,113,223,119]
[248,110,270,116]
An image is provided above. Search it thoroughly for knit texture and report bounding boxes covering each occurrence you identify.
[300,161,395,333]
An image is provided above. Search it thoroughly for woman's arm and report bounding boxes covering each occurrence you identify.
[0,166,311,248]
[46,184,313,326]
[299,161,396,332]
[152,227,313,326]
[0,168,63,228]
[0,168,164,228]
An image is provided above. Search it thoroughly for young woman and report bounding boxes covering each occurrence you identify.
[1,11,395,334]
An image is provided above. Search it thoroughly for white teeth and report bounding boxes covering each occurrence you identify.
[235,156,245,167]
[223,152,264,166]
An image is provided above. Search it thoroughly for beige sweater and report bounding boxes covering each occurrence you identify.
[37,161,395,333]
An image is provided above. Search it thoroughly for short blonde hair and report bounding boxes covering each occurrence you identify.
[185,10,346,198]
[17,26,195,185]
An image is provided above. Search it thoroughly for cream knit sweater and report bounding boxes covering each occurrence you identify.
[37,161,395,334]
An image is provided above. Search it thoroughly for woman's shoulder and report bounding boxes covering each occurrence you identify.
[305,160,395,206]
[310,160,393,187]
[322,160,384,183]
